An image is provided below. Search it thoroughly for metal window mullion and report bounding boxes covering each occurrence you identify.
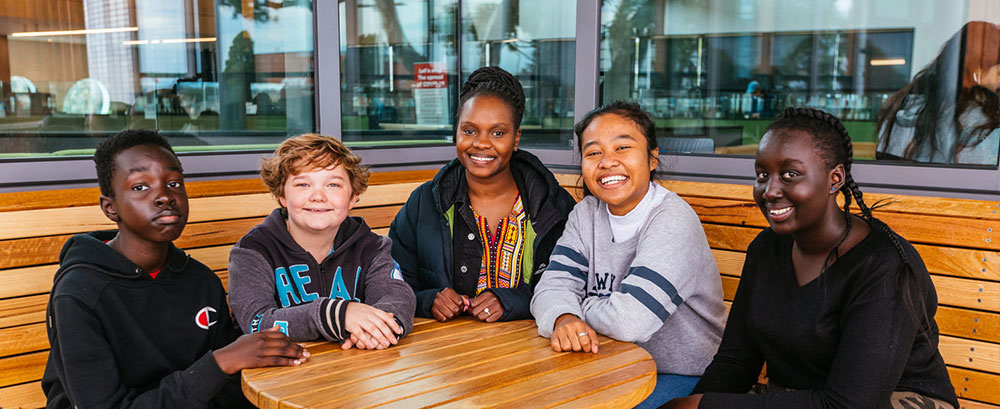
[315,0,342,138]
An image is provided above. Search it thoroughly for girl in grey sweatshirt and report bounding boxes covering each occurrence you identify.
[530,101,725,408]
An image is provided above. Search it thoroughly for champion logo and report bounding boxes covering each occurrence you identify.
[195,306,218,330]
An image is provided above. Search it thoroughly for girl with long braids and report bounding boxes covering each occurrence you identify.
[390,66,576,323]
[664,107,958,409]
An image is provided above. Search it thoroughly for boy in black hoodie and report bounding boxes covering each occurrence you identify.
[42,129,309,409]
[228,133,415,349]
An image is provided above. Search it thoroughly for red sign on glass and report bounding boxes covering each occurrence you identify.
[413,63,448,89]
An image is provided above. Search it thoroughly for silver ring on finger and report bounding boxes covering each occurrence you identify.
[578,332,588,337]
[484,307,492,316]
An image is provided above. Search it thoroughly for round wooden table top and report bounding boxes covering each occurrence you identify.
[242,316,657,409]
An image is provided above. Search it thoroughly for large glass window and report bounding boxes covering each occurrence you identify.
[0,0,315,158]
[461,0,576,149]
[600,0,1000,167]
[340,0,576,149]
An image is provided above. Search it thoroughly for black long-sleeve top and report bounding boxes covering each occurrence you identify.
[693,227,958,409]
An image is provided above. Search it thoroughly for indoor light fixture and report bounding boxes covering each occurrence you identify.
[11,27,138,37]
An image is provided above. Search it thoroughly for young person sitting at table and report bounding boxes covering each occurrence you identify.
[531,101,727,409]
[43,130,308,409]
[664,108,958,409]
[228,134,416,350]
[390,66,576,323]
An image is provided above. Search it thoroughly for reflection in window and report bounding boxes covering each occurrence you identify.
[339,0,459,147]
[461,0,576,149]
[600,0,997,166]
[339,0,576,149]
[877,21,1000,166]
[0,0,315,158]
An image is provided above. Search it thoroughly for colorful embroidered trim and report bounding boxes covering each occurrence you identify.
[474,194,527,294]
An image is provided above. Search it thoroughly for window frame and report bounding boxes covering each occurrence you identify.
[3,0,1000,201]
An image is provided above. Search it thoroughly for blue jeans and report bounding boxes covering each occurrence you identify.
[632,374,700,409]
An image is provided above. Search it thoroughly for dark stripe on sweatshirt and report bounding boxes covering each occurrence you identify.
[628,266,684,309]
[552,245,589,268]
[621,283,671,322]
[546,260,588,282]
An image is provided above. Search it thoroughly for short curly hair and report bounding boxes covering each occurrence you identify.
[94,129,179,197]
[261,133,370,202]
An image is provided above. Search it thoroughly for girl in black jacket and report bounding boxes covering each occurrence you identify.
[389,66,576,323]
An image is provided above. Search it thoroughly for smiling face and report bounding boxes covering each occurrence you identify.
[455,95,521,181]
[279,163,358,239]
[580,113,659,216]
[753,130,844,236]
[101,144,189,244]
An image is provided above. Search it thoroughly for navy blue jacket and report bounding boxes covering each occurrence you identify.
[389,150,576,321]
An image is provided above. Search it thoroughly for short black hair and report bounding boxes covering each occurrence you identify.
[457,66,526,128]
[94,129,179,197]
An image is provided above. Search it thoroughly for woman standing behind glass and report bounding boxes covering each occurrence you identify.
[390,66,576,323]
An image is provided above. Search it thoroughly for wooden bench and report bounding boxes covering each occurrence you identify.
[0,170,997,409]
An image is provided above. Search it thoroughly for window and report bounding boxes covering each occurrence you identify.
[0,0,315,158]
[461,0,577,149]
[600,0,1000,167]
[338,0,577,150]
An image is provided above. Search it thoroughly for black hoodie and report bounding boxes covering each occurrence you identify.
[42,231,250,409]
[228,210,416,342]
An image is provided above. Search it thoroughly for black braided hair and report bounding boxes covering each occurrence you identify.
[457,66,526,128]
[766,107,929,331]
[94,129,179,198]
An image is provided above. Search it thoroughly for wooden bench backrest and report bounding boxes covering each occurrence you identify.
[0,171,997,409]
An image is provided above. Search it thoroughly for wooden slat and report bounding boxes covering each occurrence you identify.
[704,224,761,253]
[0,324,47,358]
[914,245,1000,282]
[940,336,1000,374]
[0,352,47,388]
[933,276,1000,312]
[547,375,654,409]
[0,266,54,299]
[0,381,45,409]
[950,366,1000,404]
[0,295,47,330]
[960,398,1000,409]
[713,248,746,277]
[939,307,1000,343]
[0,169,435,213]
[0,182,422,241]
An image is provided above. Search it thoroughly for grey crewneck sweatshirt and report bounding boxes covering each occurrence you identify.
[531,186,726,375]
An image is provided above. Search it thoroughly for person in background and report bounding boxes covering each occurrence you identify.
[390,66,576,323]
[877,21,1000,165]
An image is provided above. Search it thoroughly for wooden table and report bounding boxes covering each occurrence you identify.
[242,316,657,408]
